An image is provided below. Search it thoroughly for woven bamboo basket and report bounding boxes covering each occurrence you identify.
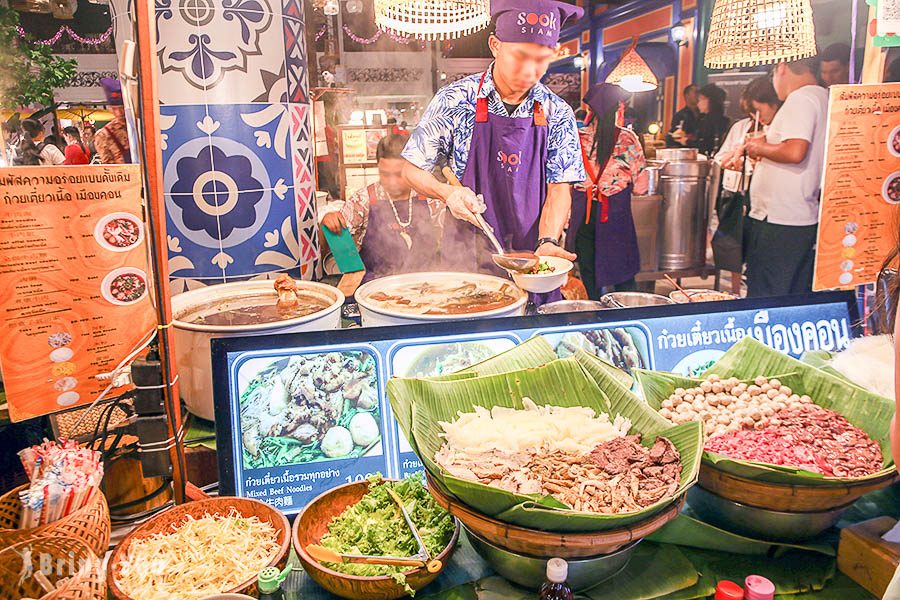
[0,485,110,557]
[107,497,291,600]
[0,536,105,600]
[425,472,685,559]
[698,464,900,512]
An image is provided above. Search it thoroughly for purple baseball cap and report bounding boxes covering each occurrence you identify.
[493,0,584,47]
[583,83,625,119]
[100,77,124,106]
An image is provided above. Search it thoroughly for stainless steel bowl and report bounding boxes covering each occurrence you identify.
[465,528,638,591]
[601,292,675,309]
[656,147,699,161]
[537,300,608,314]
[687,486,851,542]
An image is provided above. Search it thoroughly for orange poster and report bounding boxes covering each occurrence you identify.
[0,165,157,422]
[813,83,900,291]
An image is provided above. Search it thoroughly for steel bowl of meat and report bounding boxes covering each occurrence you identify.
[102,268,149,305]
[669,289,739,303]
[882,172,900,205]
[355,272,527,327]
[172,275,345,421]
[94,212,145,252]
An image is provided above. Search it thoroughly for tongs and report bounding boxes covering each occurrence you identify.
[306,489,442,574]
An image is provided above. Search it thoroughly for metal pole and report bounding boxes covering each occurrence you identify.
[132,0,188,504]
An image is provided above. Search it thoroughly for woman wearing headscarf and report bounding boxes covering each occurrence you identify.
[568,83,648,298]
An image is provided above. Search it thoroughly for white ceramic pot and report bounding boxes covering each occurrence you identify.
[172,280,344,421]
[354,272,527,327]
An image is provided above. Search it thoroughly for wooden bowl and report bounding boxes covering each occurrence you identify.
[293,480,460,600]
[425,472,684,559]
[107,497,290,600]
[698,464,900,512]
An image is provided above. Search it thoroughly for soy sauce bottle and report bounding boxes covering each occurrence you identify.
[539,558,573,600]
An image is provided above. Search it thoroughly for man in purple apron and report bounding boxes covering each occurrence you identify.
[401,0,586,304]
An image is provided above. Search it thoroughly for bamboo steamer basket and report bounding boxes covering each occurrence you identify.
[425,472,685,559]
[0,536,105,600]
[0,485,110,557]
[107,497,291,600]
[698,464,900,512]
[293,480,460,600]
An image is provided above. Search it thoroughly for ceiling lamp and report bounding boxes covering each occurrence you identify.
[374,0,491,41]
[606,42,658,93]
[705,0,817,69]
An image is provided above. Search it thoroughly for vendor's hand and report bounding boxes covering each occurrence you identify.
[445,187,485,226]
[537,242,576,262]
[322,211,348,234]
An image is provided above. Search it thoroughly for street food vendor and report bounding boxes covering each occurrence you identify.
[320,133,441,281]
[568,83,648,297]
[401,0,586,277]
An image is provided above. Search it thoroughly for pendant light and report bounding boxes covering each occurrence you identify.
[374,0,491,41]
[705,0,817,69]
[606,41,658,93]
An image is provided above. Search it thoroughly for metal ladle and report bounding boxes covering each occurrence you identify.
[442,167,539,273]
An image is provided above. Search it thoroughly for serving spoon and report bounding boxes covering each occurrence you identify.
[441,167,539,273]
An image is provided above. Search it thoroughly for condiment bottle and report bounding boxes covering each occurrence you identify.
[257,565,291,600]
[715,580,744,599]
[539,558,573,600]
[744,575,775,600]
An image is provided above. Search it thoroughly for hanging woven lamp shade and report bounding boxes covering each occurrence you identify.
[705,0,817,69]
[375,0,492,41]
[606,44,658,93]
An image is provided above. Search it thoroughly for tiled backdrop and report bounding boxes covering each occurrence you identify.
[110,0,319,291]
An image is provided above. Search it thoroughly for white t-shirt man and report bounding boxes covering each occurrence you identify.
[748,85,829,226]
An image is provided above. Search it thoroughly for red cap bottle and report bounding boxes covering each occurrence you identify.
[715,580,744,600]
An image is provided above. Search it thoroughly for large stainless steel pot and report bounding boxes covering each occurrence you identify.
[172,280,344,420]
[656,147,698,161]
[601,292,674,308]
[657,158,711,271]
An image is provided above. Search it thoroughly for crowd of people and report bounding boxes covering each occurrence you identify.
[663,43,854,298]
[2,77,130,167]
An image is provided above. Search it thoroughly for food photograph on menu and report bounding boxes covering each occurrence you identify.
[551,326,650,374]
[238,350,382,469]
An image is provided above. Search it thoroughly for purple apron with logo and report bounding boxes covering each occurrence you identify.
[568,185,639,291]
[358,184,439,283]
[442,72,562,305]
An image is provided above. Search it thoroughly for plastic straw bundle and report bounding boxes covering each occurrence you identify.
[17,439,103,529]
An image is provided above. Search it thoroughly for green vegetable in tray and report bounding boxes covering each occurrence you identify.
[319,475,455,594]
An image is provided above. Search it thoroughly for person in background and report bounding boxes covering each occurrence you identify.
[693,83,730,157]
[62,126,91,165]
[570,83,648,298]
[15,119,64,166]
[742,58,827,297]
[717,76,781,168]
[320,134,440,281]
[574,108,587,129]
[93,77,131,164]
[82,124,97,157]
[819,43,851,87]
[886,57,900,83]
[666,84,700,147]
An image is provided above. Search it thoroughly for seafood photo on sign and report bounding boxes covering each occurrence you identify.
[548,326,649,374]
[238,351,382,469]
[391,338,517,378]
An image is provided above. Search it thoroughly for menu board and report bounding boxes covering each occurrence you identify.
[212,293,855,514]
[813,83,900,291]
[0,165,156,422]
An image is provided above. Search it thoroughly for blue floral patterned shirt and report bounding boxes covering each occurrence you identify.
[402,66,586,184]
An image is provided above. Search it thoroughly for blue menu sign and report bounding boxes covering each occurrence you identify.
[213,292,857,515]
